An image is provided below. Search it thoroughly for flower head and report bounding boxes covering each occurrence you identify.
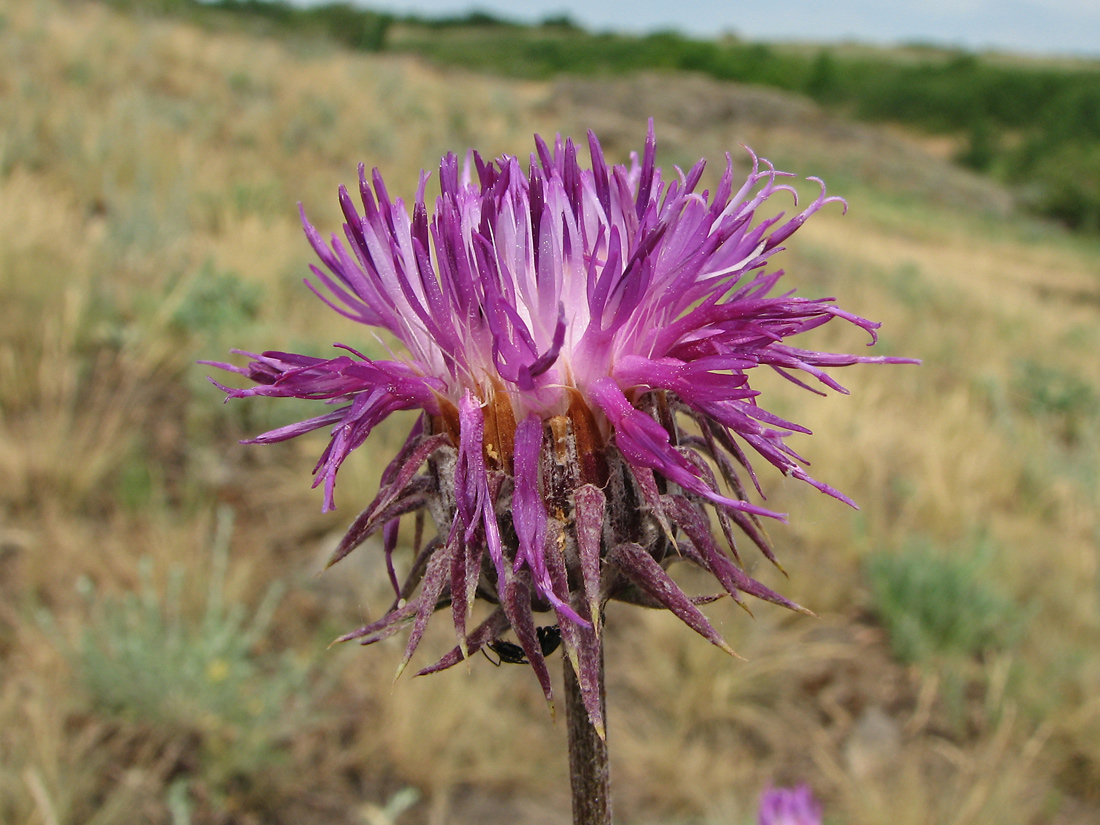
[758,785,823,825]
[208,122,915,732]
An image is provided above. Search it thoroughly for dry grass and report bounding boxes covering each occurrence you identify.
[2,0,1099,822]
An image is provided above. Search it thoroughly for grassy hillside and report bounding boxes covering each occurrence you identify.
[2,0,1100,823]
[101,0,1100,233]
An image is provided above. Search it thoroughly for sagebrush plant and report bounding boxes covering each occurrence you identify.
[1011,358,1097,445]
[208,122,914,821]
[61,508,310,786]
[866,535,1020,665]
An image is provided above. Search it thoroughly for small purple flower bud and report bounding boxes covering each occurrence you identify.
[758,785,823,825]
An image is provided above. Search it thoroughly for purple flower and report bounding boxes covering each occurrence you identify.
[207,122,915,733]
[758,785,823,825]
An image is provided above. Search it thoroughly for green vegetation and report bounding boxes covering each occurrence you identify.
[55,508,311,789]
[866,535,1020,666]
[109,0,1100,232]
[864,533,1031,731]
[387,25,1100,233]
[170,261,263,336]
[108,0,392,51]
[1011,359,1099,445]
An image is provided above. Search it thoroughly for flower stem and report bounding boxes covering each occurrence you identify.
[564,640,611,825]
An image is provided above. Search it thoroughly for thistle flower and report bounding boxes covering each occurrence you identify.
[758,785,823,825]
[207,122,914,734]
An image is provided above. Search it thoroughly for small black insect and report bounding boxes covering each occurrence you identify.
[483,625,562,666]
[536,624,562,657]
[483,639,528,665]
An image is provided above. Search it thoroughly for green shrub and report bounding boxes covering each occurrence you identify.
[1011,359,1098,445]
[1016,141,1100,233]
[866,536,1020,666]
[171,260,262,337]
[57,508,313,786]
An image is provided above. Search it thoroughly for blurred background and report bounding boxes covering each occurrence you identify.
[1,0,1098,823]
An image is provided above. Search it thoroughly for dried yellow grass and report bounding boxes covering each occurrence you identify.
[2,0,1099,822]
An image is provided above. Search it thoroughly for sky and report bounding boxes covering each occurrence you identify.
[328,0,1100,56]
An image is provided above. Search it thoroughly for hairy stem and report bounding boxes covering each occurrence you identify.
[564,641,611,825]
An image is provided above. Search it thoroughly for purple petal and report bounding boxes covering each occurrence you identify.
[325,432,447,566]
[394,526,456,680]
[501,574,555,711]
[665,495,812,615]
[607,542,738,657]
[416,609,511,676]
[590,378,785,521]
[573,484,606,633]
[758,785,823,825]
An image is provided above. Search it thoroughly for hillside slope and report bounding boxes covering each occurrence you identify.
[2,1,1099,823]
